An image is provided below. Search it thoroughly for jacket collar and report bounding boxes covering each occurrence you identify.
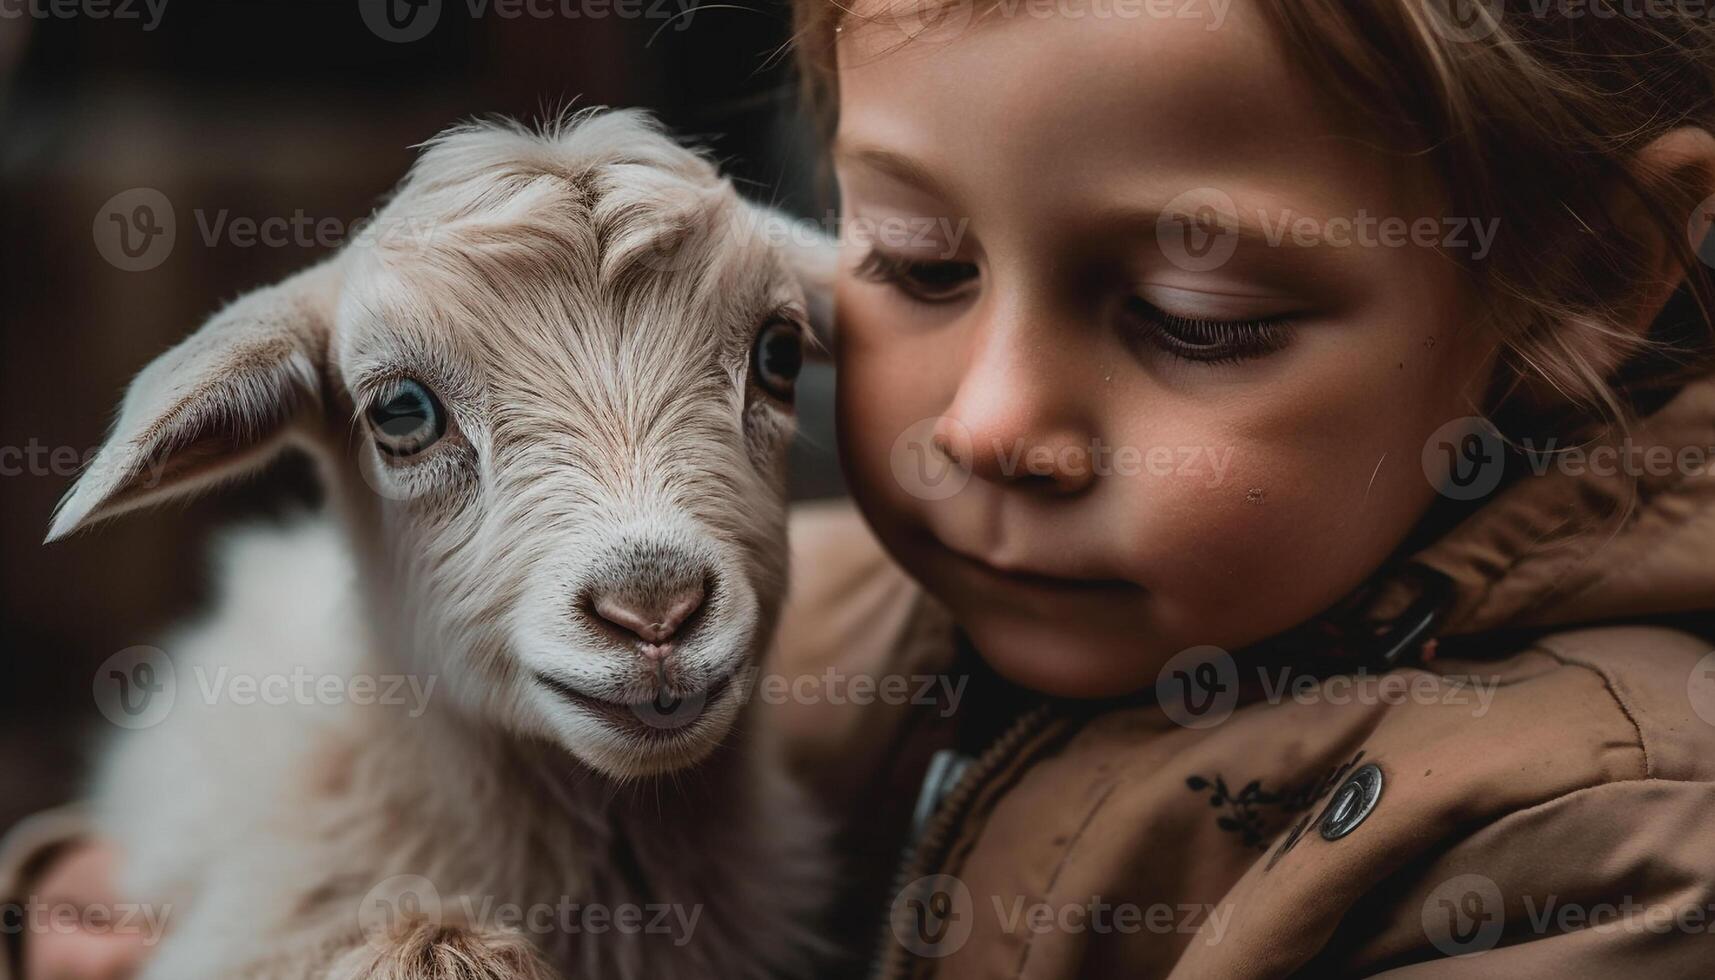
[1410,371,1715,636]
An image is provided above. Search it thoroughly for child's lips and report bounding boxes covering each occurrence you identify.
[936,538,1139,595]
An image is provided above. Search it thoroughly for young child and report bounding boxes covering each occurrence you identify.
[764,0,1715,976]
[10,1,1715,977]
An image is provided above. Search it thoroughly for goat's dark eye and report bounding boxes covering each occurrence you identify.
[366,378,446,457]
[752,318,803,402]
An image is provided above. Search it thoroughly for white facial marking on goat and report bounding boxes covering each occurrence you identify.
[330,118,808,776]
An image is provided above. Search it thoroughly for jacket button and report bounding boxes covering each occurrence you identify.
[1319,763,1384,841]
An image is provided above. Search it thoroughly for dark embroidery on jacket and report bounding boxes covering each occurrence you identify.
[1184,750,1366,860]
[1265,750,1369,870]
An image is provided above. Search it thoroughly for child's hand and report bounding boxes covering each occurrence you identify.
[20,840,150,980]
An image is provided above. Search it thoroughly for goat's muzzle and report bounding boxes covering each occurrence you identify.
[586,580,707,661]
[574,537,717,667]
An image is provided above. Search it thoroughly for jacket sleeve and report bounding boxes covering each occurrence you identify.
[1344,777,1715,978]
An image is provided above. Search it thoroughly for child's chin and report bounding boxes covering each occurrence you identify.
[959,615,1171,700]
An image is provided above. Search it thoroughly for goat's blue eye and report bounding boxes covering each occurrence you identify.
[366,378,446,457]
[752,318,803,402]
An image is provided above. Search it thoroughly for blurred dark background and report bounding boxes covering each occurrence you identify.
[0,0,843,831]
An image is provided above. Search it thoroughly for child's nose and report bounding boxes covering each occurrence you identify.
[934,417,1097,494]
[934,335,1097,495]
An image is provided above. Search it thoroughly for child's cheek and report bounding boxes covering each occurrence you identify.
[830,290,956,525]
[1108,403,1444,648]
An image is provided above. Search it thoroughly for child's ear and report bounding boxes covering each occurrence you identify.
[45,259,342,543]
[1613,126,1715,348]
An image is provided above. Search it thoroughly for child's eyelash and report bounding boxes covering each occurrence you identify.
[854,249,978,302]
[1124,299,1292,365]
[852,252,1290,364]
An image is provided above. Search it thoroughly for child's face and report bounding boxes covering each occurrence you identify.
[831,1,1500,697]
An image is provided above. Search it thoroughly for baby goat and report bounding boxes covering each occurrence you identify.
[47,109,833,979]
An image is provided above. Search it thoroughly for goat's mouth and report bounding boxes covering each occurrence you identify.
[534,667,743,743]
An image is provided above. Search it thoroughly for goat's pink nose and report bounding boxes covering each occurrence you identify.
[591,584,706,651]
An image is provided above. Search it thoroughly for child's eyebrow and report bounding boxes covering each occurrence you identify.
[1093,203,1282,248]
[837,141,1359,274]
[832,142,953,201]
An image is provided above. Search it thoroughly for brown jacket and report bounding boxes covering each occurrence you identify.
[766,376,1715,977]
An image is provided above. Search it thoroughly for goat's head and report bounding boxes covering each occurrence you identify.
[47,110,835,778]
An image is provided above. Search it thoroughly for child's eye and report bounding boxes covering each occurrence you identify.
[854,249,979,303]
[1122,298,1292,365]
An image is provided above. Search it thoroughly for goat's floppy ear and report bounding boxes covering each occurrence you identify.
[45,260,341,543]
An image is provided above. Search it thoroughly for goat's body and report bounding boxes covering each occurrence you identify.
[94,518,825,979]
[56,109,836,978]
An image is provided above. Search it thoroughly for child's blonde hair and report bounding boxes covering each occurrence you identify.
[789,0,1715,430]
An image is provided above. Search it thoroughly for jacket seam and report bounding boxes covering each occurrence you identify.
[1011,776,1121,980]
[1529,633,1653,779]
[1469,775,1715,836]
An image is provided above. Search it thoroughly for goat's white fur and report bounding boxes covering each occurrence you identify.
[50,109,835,979]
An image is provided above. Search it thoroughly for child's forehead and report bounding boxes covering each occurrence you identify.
[835,0,1297,124]
[830,1,1433,227]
